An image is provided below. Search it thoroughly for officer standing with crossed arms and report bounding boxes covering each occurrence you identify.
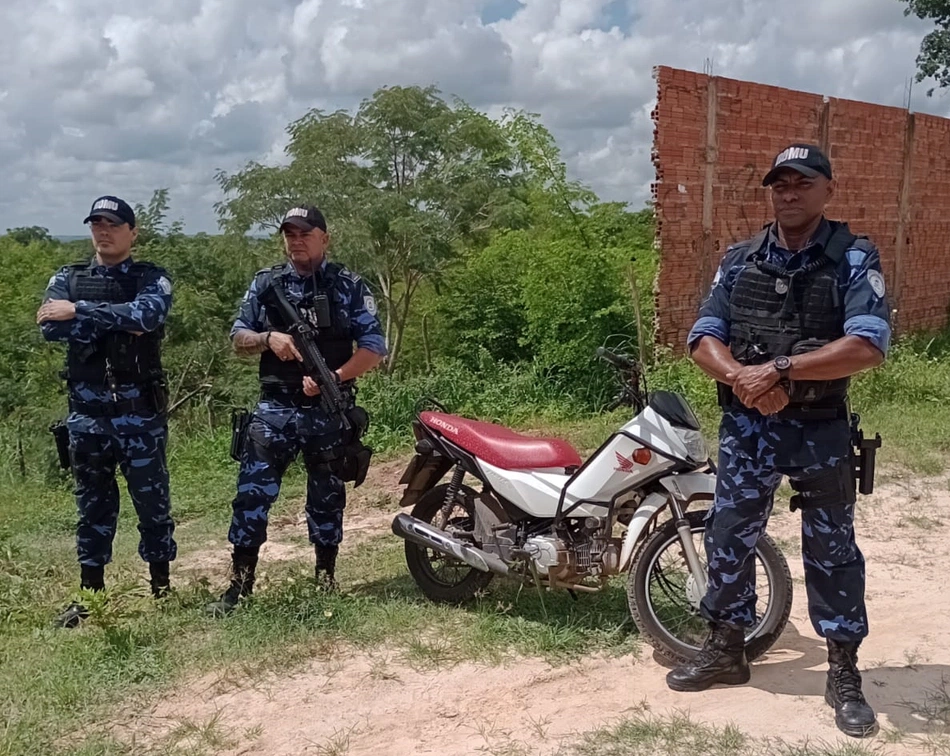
[667,144,890,739]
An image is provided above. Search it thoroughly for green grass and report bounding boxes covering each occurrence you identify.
[0,513,637,756]
[557,708,884,756]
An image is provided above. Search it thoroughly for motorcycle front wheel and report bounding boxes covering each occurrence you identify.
[627,509,793,665]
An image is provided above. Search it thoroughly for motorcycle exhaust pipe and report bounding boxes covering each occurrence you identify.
[391,513,509,576]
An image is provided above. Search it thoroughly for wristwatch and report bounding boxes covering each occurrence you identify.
[773,355,791,380]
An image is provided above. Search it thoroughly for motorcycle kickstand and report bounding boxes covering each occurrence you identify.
[528,560,549,622]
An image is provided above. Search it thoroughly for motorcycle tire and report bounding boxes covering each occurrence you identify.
[627,509,793,665]
[404,483,495,605]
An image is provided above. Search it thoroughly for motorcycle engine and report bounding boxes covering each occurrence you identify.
[523,535,566,575]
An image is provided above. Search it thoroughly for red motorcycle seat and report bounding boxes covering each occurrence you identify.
[420,411,582,471]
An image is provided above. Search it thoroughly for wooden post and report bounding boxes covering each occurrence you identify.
[700,76,719,294]
[893,112,916,330]
[817,96,831,155]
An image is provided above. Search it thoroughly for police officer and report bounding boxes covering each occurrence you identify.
[206,204,386,616]
[37,196,177,627]
[666,144,891,738]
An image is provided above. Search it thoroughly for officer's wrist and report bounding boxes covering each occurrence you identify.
[263,331,273,350]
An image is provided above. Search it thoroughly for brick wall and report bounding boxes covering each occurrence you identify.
[651,65,950,354]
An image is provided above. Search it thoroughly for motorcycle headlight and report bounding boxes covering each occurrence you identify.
[676,427,708,463]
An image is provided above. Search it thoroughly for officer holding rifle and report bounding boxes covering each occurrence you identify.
[207,204,386,615]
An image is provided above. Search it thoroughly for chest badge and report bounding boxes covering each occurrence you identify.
[775,278,789,294]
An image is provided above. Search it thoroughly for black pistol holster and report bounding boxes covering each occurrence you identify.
[850,412,882,496]
[786,412,881,513]
[49,420,71,470]
[302,404,373,488]
[336,404,373,487]
[230,408,251,462]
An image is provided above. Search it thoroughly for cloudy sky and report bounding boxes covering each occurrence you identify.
[1,0,945,235]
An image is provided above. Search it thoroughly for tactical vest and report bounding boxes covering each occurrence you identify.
[256,262,355,389]
[64,261,165,386]
[726,222,861,408]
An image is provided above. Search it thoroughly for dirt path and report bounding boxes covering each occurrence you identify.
[128,467,950,755]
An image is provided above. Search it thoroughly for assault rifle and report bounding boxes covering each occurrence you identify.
[263,282,351,431]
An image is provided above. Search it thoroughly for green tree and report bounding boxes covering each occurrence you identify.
[5,226,53,245]
[901,0,950,94]
[214,85,529,373]
[134,189,184,247]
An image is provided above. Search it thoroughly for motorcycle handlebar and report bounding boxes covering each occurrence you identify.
[595,346,637,370]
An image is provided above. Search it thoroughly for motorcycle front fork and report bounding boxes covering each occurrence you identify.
[669,497,708,596]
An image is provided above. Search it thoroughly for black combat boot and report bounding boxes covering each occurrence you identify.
[315,544,338,592]
[54,565,105,629]
[666,622,750,692]
[205,546,259,617]
[825,639,878,737]
[149,561,171,598]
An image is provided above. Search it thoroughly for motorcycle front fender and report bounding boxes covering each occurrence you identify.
[658,470,716,506]
[398,452,454,509]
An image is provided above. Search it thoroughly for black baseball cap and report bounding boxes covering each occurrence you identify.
[279,204,327,232]
[83,195,136,227]
[762,143,833,186]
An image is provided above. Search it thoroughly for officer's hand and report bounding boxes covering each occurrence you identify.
[302,376,321,396]
[267,332,303,362]
[752,385,789,416]
[36,300,77,323]
[727,364,780,407]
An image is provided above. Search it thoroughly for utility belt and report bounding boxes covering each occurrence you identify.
[257,383,353,409]
[50,380,169,472]
[67,378,169,417]
[716,382,849,421]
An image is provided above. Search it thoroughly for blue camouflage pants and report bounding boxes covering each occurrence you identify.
[68,426,177,567]
[700,410,868,642]
[228,408,346,550]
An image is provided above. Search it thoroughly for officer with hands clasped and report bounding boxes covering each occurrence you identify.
[666,144,891,738]
[207,204,387,616]
[38,196,177,627]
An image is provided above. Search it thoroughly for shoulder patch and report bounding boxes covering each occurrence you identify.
[867,270,886,298]
[363,294,378,316]
[157,276,172,295]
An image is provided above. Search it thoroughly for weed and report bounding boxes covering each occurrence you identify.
[898,675,950,732]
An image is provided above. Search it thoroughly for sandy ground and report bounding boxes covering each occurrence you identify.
[118,463,950,755]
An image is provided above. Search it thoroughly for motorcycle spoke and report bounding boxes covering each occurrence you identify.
[643,528,775,648]
[418,503,480,588]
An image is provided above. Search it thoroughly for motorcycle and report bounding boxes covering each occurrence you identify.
[391,341,793,664]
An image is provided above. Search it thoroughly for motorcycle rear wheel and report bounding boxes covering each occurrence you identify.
[404,483,495,604]
[627,509,793,665]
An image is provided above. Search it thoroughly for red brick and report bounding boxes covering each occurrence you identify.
[652,67,950,355]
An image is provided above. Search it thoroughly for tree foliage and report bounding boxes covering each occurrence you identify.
[134,188,185,247]
[215,85,536,372]
[1,85,660,441]
[901,0,950,94]
[5,226,53,245]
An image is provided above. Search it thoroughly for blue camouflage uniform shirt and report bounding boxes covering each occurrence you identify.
[41,257,173,435]
[687,218,891,357]
[232,258,387,434]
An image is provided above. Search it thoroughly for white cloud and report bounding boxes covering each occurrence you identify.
[0,0,946,234]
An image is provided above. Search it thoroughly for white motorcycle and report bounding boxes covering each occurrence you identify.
[391,343,793,663]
